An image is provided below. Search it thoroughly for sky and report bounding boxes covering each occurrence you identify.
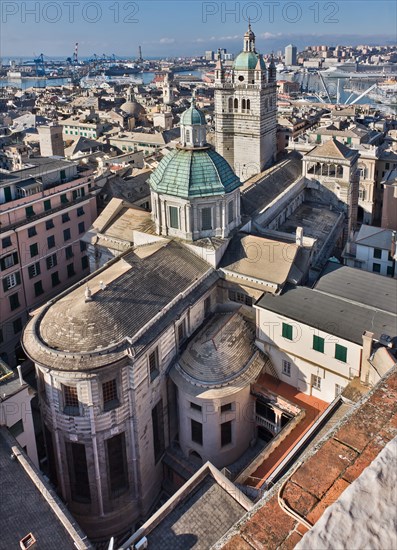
[1,0,396,59]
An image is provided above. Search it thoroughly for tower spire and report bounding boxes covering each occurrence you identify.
[243,21,255,52]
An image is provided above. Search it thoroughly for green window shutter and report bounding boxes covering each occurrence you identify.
[335,344,347,363]
[25,205,35,217]
[44,199,51,211]
[15,271,21,285]
[313,335,324,353]
[282,323,293,340]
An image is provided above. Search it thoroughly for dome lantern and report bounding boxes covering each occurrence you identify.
[179,95,207,148]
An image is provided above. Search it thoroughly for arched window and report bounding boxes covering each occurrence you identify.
[234,98,238,110]
[242,99,246,110]
[185,129,190,143]
[228,97,233,111]
[246,99,250,110]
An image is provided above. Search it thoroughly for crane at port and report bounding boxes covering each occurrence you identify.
[33,53,45,77]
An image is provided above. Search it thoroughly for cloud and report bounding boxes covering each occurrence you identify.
[260,32,283,40]
[159,38,175,45]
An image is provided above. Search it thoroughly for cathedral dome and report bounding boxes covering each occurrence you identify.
[149,146,240,199]
[121,99,146,118]
[233,51,260,71]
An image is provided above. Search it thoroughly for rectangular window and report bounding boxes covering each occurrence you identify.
[221,402,232,413]
[67,442,91,503]
[62,213,70,223]
[3,271,21,291]
[25,205,35,218]
[78,222,85,234]
[221,421,232,447]
[152,400,165,463]
[46,219,54,230]
[2,236,12,248]
[387,265,394,277]
[9,419,24,438]
[190,402,202,412]
[149,348,159,381]
[191,419,203,445]
[65,245,74,260]
[282,360,291,377]
[312,374,321,391]
[67,263,75,278]
[1,252,18,271]
[313,335,325,353]
[51,271,60,287]
[81,256,89,270]
[63,228,71,241]
[77,206,85,217]
[335,384,344,398]
[47,235,55,249]
[46,253,57,270]
[169,206,179,229]
[102,379,119,411]
[13,317,23,334]
[372,263,381,273]
[228,200,234,224]
[282,323,293,340]
[63,385,80,416]
[44,199,51,211]
[28,226,37,238]
[34,280,44,297]
[30,243,38,258]
[373,248,382,259]
[201,207,212,230]
[80,240,87,252]
[107,433,129,496]
[178,319,186,345]
[28,262,40,279]
[228,290,253,306]
[61,193,68,204]
[335,344,347,363]
[204,296,211,317]
[9,292,20,311]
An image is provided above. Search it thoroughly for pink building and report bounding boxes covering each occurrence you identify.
[0,158,97,366]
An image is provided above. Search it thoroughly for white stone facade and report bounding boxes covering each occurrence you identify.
[255,308,361,403]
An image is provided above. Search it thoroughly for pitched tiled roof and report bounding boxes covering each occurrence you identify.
[306,139,356,160]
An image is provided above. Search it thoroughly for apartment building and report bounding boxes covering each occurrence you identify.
[0,157,98,366]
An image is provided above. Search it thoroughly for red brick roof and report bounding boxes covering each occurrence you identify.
[219,366,397,549]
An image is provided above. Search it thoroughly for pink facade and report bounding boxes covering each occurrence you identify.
[0,175,97,366]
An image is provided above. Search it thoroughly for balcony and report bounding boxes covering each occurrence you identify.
[255,414,278,435]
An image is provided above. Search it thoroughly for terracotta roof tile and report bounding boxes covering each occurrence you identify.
[290,439,357,499]
[306,478,350,524]
[282,481,319,516]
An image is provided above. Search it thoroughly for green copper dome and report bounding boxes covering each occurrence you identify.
[180,104,206,126]
[149,147,241,199]
[233,51,260,71]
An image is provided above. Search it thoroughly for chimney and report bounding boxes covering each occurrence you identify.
[16,365,23,386]
[360,331,374,385]
[296,226,304,247]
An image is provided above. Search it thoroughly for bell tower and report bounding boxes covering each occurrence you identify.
[214,24,277,181]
